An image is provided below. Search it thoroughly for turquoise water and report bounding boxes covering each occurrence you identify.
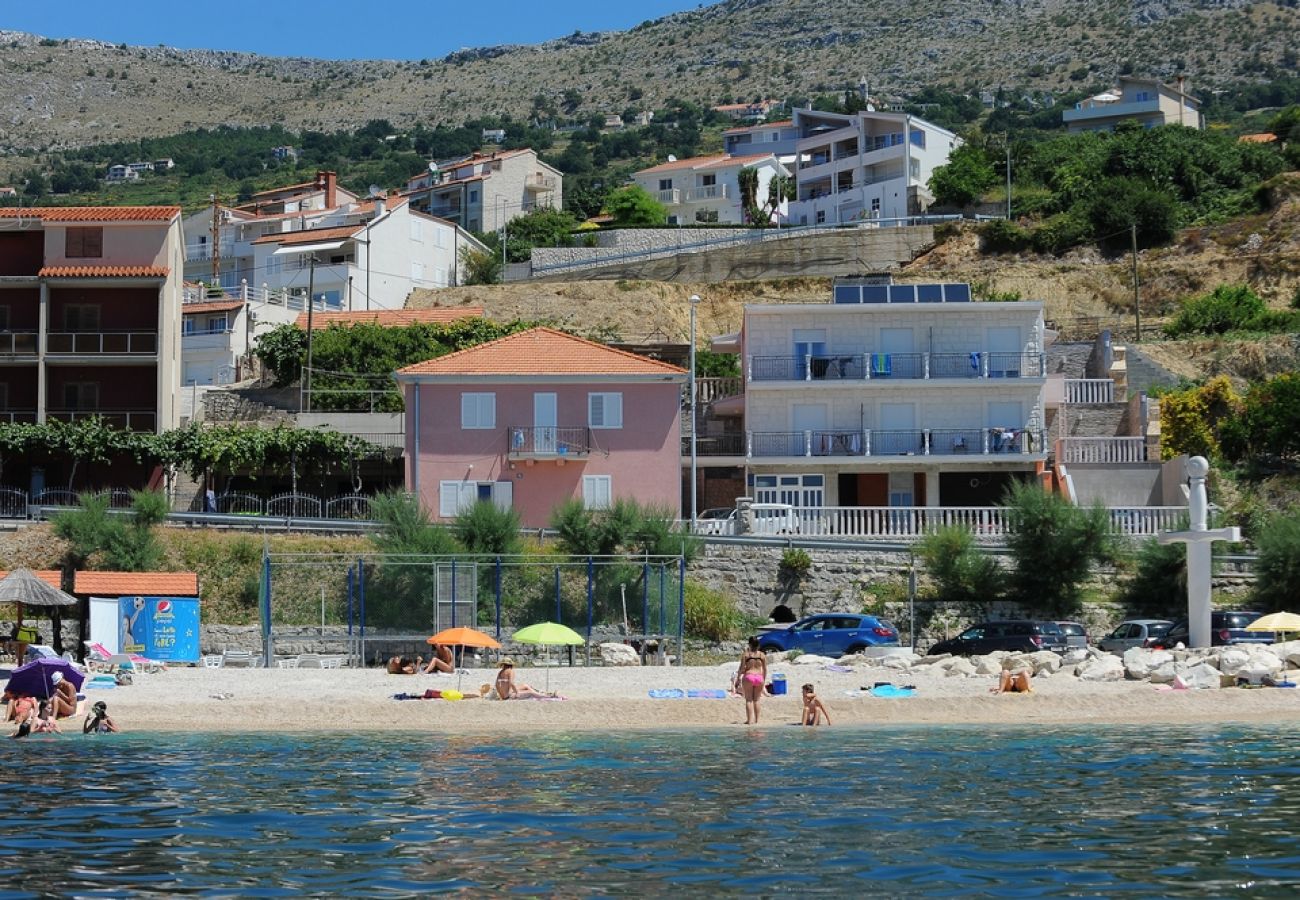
[3,725,1299,896]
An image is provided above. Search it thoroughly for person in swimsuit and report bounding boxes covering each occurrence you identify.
[32,700,60,734]
[991,668,1032,694]
[386,656,422,675]
[493,658,552,700]
[423,643,454,674]
[736,637,768,724]
[8,694,36,739]
[800,684,831,726]
[83,701,120,734]
[49,672,78,719]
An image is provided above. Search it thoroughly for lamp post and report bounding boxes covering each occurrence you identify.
[689,294,700,532]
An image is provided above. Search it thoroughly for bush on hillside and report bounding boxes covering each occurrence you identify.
[683,581,743,642]
[1253,508,1300,612]
[1220,373,1300,462]
[1158,377,1241,460]
[917,525,1002,617]
[1164,284,1299,337]
[1002,481,1113,616]
[453,500,523,556]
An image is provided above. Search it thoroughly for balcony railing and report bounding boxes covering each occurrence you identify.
[0,410,37,424]
[46,332,158,355]
[1064,378,1116,404]
[0,332,38,356]
[525,174,558,192]
[46,409,157,431]
[1058,437,1147,464]
[696,376,743,405]
[744,428,1045,458]
[685,184,729,202]
[508,426,591,458]
[747,351,1046,382]
[655,189,681,205]
[682,433,746,457]
[184,241,235,261]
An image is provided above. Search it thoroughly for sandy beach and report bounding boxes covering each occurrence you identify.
[71,661,1300,733]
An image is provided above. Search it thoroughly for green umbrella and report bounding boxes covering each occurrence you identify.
[512,622,586,691]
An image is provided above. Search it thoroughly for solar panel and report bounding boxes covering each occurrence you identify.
[917,284,944,303]
[944,283,972,302]
[862,285,889,303]
[833,285,861,304]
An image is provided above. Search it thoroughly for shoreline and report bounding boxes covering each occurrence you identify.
[53,665,1300,734]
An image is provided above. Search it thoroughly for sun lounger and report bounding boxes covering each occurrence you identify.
[221,649,259,668]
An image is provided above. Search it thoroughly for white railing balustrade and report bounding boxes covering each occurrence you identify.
[1065,379,1116,405]
[1058,437,1147,463]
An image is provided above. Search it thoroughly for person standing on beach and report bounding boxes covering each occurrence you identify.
[736,638,767,725]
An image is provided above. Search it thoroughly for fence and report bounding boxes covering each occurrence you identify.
[1057,437,1148,463]
[261,552,686,668]
[0,488,394,520]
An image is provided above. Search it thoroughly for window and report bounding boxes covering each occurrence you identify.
[815,210,826,224]
[409,218,423,241]
[460,392,495,429]
[1135,91,1152,102]
[910,131,925,148]
[701,173,716,187]
[468,190,478,203]
[658,178,673,191]
[265,254,282,276]
[439,480,513,517]
[909,159,921,179]
[588,392,623,429]
[65,227,103,259]
[695,209,719,223]
[183,318,196,335]
[63,304,100,331]
[582,475,612,510]
[207,315,228,333]
[63,382,99,410]
[0,306,9,330]
[751,473,823,507]
[411,261,425,282]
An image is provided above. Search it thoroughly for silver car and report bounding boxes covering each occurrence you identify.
[1098,619,1173,653]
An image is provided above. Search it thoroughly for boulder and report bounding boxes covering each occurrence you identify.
[1078,654,1126,682]
[1059,648,1089,666]
[1215,648,1252,677]
[1177,662,1222,690]
[1003,653,1036,671]
[1027,651,1063,674]
[791,654,835,666]
[1148,661,1178,684]
[882,655,915,670]
[946,657,977,677]
[597,642,640,666]
[1122,647,1173,680]
[973,655,1005,676]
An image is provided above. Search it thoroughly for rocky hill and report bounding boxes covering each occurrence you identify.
[3,0,1298,150]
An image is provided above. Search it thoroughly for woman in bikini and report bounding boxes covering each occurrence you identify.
[423,643,455,674]
[736,637,768,725]
[493,658,552,700]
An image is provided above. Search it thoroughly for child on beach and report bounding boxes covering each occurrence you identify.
[32,700,61,734]
[8,694,35,739]
[801,684,831,726]
[83,701,120,734]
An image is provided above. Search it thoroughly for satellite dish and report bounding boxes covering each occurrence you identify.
[428,161,440,172]
[667,154,677,162]
[368,184,381,198]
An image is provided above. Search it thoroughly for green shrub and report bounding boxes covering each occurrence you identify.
[683,581,742,642]
[453,500,523,556]
[978,218,1030,254]
[1220,373,1300,462]
[779,547,812,578]
[1253,509,1300,611]
[1003,481,1114,616]
[917,525,1002,616]
[1084,176,1179,249]
[1164,284,1270,337]
[1030,210,1092,256]
[1119,531,1189,617]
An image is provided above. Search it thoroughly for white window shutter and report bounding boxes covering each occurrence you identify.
[458,482,477,512]
[589,393,603,427]
[480,394,495,428]
[492,480,513,510]
[607,393,623,428]
[439,481,459,518]
[461,394,475,428]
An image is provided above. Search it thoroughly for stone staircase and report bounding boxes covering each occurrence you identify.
[1111,343,1179,398]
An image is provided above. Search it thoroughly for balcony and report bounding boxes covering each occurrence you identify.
[1063,99,1160,123]
[682,432,745,457]
[508,426,591,460]
[185,241,235,262]
[46,409,157,431]
[0,332,39,357]
[685,184,729,202]
[45,332,158,355]
[747,352,1045,382]
[655,189,681,205]
[0,410,37,424]
[744,427,1045,459]
[525,174,558,192]
[182,328,236,351]
[1057,437,1147,464]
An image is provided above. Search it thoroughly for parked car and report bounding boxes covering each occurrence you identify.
[1056,621,1090,649]
[695,508,736,535]
[928,620,1068,656]
[1097,619,1173,653]
[755,614,899,658]
[747,503,801,536]
[1153,612,1273,648]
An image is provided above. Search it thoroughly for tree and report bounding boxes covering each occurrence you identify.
[1159,377,1241,461]
[501,207,578,260]
[928,144,999,208]
[460,246,502,285]
[252,324,307,387]
[917,525,1003,617]
[453,501,523,556]
[1003,481,1113,615]
[367,492,462,628]
[52,490,169,572]
[1085,176,1179,249]
[1221,373,1300,462]
[737,167,794,225]
[605,185,667,225]
[1254,508,1300,612]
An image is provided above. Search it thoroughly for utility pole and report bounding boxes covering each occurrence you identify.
[689,294,700,533]
[303,254,317,412]
[1131,224,1141,341]
[209,194,221,287]
[1004,136,1012,221]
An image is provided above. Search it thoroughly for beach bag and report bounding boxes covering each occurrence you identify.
[115,672,134,686]
[15,625,38,643]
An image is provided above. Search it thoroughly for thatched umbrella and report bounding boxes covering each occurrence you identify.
[0,569,78,658]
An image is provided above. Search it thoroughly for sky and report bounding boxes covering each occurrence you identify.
[3,0,712,60]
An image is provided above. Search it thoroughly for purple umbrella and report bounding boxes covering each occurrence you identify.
[4,658,85,699]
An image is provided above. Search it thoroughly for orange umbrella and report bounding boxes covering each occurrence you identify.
[427,626,501,649]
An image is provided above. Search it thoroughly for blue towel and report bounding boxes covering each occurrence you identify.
[686,689,726,699]
[870,685,916,698]
[648,688,686,699]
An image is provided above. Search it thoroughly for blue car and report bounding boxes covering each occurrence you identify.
[755,614,900,658]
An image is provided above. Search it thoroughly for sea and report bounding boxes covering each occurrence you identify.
[3,725,1299,897]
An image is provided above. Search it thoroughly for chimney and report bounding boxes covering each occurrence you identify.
[316,170,338,209]
[373,193,386,217]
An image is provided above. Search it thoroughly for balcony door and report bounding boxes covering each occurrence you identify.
[986,326,1021,376]
[534,392,557,454]
[878,402,916,455]
[792,329,826,378]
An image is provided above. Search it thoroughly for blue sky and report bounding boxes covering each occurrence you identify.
[5,0,711,59]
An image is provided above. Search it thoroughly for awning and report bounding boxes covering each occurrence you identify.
[273,240,346,256]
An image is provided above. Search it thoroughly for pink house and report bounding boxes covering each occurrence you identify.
[394,327,687,527]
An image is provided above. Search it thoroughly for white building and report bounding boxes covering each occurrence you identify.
[700,279,1047,515]
[1063,76,1203,133]
[404,149,563,234]
[722,120,801,166]
[787,107,959,226]
[631,153,791,225]
[179,294,299,388]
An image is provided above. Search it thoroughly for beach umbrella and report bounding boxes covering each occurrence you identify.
[512,622,586,691]
[1247,612,1300,684]
[5,657,85,700]
[0,569,78,660]
[427,627,501,690]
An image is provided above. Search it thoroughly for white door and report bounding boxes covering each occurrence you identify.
[879,402,916,454]
[986,326,1021,376]
[879,327,914,377]
[534,392,557,453]
[792,403,827,456]
[792,328,827,378]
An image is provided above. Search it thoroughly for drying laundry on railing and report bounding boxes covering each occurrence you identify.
[990,427,1020,452]
[816,432,863,455]
[869,353,891,377]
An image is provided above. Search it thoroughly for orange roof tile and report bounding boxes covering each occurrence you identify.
[39,265,170,278]
[73,571,199,596]
[0,570,63,589]
[295,307,484,329]
[0,206,180,222]
[251,224,364,245]
[1239,132,1278,143]
[396,327,686,378]
[183,299,246,315]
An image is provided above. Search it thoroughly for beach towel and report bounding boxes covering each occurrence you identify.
[823,665,853,673]
[686,689,727,699]
[869,685,916,698]
[648,688,686,699]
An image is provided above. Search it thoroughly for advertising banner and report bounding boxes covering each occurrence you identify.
[119,596,201,663]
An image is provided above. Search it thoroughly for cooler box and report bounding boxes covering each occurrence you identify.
[770,673,787,695]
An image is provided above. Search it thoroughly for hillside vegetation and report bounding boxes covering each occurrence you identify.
[3,0,1299,151]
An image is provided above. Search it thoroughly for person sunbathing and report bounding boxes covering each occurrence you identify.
[493,658,554,699]
[800,684,831,726]
[49,672,78,719]
[386,656,422,675]
[991,669,1033,694]
[423,643,454,674]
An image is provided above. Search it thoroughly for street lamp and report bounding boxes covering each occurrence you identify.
[689,294,700,532]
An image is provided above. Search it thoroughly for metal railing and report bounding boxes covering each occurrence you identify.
[696,376,743,405]
[1058,437,1148,464]
[744,428,1046,458]
[0,332,38,355]
[45,409,157,431]
[747,351,1046,382]
[0,410,37,424]
[266,493,323,518]
[655,189,681,205]
[1064,378,1117,405]
[0,487,30,517]
[525,174,558,191]
[45,331,158,355]
[682,432,746,456]
[508,426,591,457]
[685,185,729,202]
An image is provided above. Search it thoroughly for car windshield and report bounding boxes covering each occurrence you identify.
[1148,623,1172,636]
[1039,622,1062,635]
[1222,613,1260,628]
[699,508,731,519]
[1059,624,1084,636]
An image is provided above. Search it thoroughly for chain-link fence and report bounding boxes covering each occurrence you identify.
[261,552,685,666]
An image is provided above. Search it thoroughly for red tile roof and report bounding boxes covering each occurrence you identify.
[73,571,199,596]
[183,299,246,315]
[396,326,686,377]
[1239,132,1278,143]
[295,307,484,329]
[0,207,180,222]
[39,265,170,278]
[0,570,63,589]
[251,224,364,245]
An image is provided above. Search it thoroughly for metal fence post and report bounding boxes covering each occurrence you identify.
[451,560,457,628]
[677,555,686,668]
[494,556,502,639]
[586,556,594,667]
[358,558,366,668]
[260,552,273,667]
[642,561,650,635]
[555,565,562,623]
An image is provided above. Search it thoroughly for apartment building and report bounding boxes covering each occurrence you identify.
[0,206,185,433]
[786,107,959,226]
[1064,76,1202,133]
[395,327,686,528]
[631,153,791,225]
[403,149,563,233]
[713,100,784,122]
[722,120,801,165]
[698,279,1048,513]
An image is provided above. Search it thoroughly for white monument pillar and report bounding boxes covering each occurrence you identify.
[1157,456,1241,648]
